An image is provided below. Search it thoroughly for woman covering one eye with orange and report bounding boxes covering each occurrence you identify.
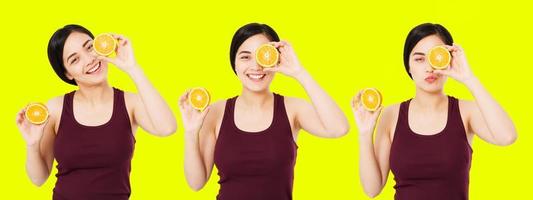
[179,23,349,200]
[15,24,176,199]
[353,23,517,200]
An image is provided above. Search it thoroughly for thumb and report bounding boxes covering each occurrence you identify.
[200,106,211,119]
[97,56,115,65]
[262,67,280,73]
[434,69,451,76]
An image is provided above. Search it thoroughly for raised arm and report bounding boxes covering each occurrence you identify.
[264,41,349,138]
[435,44,517,146]
[99,34,177,136]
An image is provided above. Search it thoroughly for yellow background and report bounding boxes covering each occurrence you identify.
[1,0,531,199]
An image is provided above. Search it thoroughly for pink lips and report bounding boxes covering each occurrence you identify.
[424,75,438,83]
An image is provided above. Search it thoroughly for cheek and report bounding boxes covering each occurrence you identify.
[234,60,248,73]
[65,64,83,77]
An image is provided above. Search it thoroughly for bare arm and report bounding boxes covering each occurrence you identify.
[436,44,517,146]
[264,41,349,138]
[180,90,218,191]
[99,34,177,136]
[16,99,59,186]
[353,91,395,198]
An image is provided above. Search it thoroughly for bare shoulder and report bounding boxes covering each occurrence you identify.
[457,98,476,120]
[379,103,401,140]
[202,99,227,136]
[46,95,65,132]
[123,91,140,104]
[382,103,401,123]
[282,96,308,112]
[46,95,64,119]
[122,91,142,113]
[207,99,227,120]
[458,99,476,111]
[283,96,306,105]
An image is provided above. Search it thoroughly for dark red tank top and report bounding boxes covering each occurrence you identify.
[390,96,473,200]
[53,88,135,200]
[214,93,298,200]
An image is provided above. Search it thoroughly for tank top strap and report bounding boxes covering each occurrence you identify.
[446,96,468,138]
[272,93,290,128]
[59,90,76,124]
[112,88,129,120]
[397,99,412,126]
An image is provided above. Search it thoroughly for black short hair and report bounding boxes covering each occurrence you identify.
[47,24,94,85]
[229,23,280,74]
[403,23,453,79]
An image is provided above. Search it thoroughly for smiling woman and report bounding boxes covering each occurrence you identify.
[15,24,177,199]
[179,23,350,200]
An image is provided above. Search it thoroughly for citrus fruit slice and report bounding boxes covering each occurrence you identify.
[360,88,382,112]
[93,33,117,56]
[25,103,49,125]
[189,87,210,111]
[428,45,451,70]
[255,44,279,68]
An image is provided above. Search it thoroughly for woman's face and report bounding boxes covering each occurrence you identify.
[409,34,448,93]
[234,34,275,93]
[62,31,108,86]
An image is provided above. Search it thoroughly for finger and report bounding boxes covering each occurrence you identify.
[200,106,211,119]
[179,90,191,106]
[110,34,128,46]
[374,106,383,116]
[262,67,280,73]
[97,55,115,63]
[434,69,451,76]
[16,112,25,125]
[110,33,126,41]
[269,41,282,48]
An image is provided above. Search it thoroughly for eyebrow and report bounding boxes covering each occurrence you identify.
[413,52,425,56]
[66,53,77,64]
[237,51,251,55]
[66,39,92,64]
[82,39,91,48]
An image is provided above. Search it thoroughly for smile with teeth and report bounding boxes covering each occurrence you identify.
[86,62,101,74]
[247,73,266,80]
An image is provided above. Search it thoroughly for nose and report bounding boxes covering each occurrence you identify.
[82,53,99,68]
[251,57,263,70]
[425,61,434,73]
[88,48,98,57]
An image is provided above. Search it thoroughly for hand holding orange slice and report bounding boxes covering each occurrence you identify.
[359,88,382,112]
[25,103,49,125]
[93,33,117,56]
[255,44,279,68]
[428,45,451,70]
[189,87,210,111]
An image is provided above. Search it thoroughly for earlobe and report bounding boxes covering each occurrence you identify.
[65,72,73,81]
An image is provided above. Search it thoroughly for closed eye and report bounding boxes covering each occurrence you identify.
[70,57,79,65]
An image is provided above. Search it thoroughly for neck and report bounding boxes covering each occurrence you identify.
[239,88,273,108]
[412,88,447,110]
[75,82,113,105]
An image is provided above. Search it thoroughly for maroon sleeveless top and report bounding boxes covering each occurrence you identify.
[53,88,135,200]
[389,96,473,200]
[214,94,298,200]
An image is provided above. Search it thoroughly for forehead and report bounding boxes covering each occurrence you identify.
[237,34,271,53]
[412,34,445,54]
[62,31,92,60]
